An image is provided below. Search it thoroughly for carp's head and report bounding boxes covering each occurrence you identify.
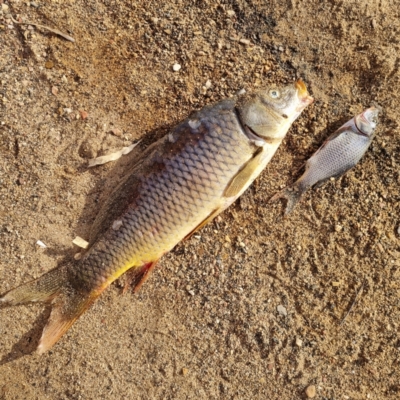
[237,79,313,141]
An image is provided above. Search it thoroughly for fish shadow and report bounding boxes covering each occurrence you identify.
[0,124,172,362]
[0,305,51,364]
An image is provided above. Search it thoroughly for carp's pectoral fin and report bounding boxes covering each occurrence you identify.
[123,260,159,294]
[183,208,221,241]
[223,148,264,198]
[38,287,104,354]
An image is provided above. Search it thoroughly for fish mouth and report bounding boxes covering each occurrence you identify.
[295,79,314,109]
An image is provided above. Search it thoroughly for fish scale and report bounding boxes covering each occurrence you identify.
[0,79,313,353]
[75,107,254,289]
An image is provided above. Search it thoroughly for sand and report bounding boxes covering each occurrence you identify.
[0,0,399,398]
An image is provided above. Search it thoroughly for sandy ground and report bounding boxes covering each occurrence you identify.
[0,0,399,399]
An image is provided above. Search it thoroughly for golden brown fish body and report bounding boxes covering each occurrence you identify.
[0,80,313,353]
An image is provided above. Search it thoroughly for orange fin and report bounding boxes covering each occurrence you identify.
[0,266,104,354]
[184,208,221,241]
[123,260,159,294]
[37,287,104,354]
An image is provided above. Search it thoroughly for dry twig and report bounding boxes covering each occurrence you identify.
[340,280,365,325]
[10,15,75,43]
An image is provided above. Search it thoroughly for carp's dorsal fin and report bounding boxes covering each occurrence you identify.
[223,148,264,198]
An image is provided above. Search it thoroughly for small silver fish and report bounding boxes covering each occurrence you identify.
[271,107,380,214]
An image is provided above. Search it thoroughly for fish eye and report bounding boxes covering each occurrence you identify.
[269,89,280,99]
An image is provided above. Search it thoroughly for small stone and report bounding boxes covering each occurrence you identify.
[51,86,59,96]
[226,10,235,17]
[172,63,181,72]
[332,281,340,287]
[239,38,250,45]
[110,128,123,137]
[80,110,88,119]
[335,224,343,232]
[278,46,284,52]
[205,79,212,89]
[305,385,316,398]
[277,305,287,317]
[1,4,9,11]
[397,225,400,236]
[182,368,189,376]
[371,19,377,29]
[72,236,89,249]
[45,60,54,69]
[295,337,303,347]
[74,252,82,260]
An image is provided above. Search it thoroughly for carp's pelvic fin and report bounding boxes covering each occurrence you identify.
[0,267,103,354]
[270,183,306,214]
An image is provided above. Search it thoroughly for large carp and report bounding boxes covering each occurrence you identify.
[0,80,313,353]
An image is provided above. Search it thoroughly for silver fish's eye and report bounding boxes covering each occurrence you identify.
[269,89,280,99]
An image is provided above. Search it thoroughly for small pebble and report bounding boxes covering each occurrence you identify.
[239,38,250,45]
[226,10,235,17]
[80,110,88,119]
[397,225,400,236]
[1,4,9,11]
[45,61,54,69]
[277,305,287,317]
[36,240,47,248]
[295,337,303,347]
[182,368,189,376]
[305,384,316,398]
[173,63,181,72]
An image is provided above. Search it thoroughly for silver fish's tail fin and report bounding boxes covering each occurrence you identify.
[0,267,103,354]
[270,182,306,214]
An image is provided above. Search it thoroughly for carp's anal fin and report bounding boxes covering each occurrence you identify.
[183,208,221,241]
[123,260,159,294]
[38,288,103,354]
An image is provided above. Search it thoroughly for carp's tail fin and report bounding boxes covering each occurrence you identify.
[270,182,306,214]
[0,267,103,354]
[0,267,68,305]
